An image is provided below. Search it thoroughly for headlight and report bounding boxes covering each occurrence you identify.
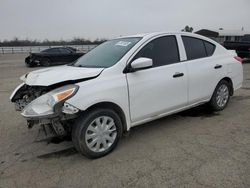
[21,85,78,118]
[47,86,78,107]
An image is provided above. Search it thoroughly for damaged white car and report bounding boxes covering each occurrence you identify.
[10,32,243,158]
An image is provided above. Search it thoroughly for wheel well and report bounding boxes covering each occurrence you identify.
[221,77,234,96]
[42,57,51,62]
[84,102,128,132]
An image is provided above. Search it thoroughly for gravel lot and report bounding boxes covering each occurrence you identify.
[0,54,250,188]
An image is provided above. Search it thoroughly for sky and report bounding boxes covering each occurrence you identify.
[0,0,250,41]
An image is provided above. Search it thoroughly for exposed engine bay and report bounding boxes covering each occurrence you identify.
[11,84,49,111]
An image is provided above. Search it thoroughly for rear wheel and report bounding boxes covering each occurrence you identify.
[72,108,122,158]
[209,80,230,111]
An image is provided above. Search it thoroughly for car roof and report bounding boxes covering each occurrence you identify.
[43,47,74,51]
[117,31,187,38]
[116,31,218,45]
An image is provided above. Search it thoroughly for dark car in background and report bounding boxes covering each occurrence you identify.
[25,47,85,67]
[224,35,250,59]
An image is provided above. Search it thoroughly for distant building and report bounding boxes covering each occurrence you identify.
[195,29,250,43]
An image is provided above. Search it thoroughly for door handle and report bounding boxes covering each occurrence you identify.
[214,64,222,69]
[173,72,184,78]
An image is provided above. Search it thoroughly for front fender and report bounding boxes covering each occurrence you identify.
[65,75,131,130]
[10,83,25,102]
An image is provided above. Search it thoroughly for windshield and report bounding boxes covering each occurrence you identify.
[73,37,141,68]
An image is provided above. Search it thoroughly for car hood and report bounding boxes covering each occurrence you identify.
[21,65,104,86]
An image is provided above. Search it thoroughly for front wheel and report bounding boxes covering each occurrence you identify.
[72,108,122,158]
[209,80,231,111]
[41,58,51,67]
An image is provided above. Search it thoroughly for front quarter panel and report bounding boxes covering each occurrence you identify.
[66,72,131,129]
[10,82,25,101]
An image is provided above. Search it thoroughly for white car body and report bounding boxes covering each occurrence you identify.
[11,32,243,131]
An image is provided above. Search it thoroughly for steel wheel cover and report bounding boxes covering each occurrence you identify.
[85,116,117,152]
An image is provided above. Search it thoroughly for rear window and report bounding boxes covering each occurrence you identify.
[204,41,215,56]
[182,36,215,60]
[182,36,206,60]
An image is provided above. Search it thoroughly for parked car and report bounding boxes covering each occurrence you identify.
[25,47,85,67]
[223,35,250,59]
[10,32,243,158]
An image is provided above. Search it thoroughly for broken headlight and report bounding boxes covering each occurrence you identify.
[21,85,79,118]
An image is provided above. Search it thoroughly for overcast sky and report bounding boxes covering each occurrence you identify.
[0,0,249,41]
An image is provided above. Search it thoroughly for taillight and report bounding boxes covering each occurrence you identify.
[234,56,242,63]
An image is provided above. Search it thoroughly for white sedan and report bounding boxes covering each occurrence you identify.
[10,32,243,158]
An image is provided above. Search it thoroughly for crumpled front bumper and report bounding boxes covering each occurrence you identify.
[22,104,79,138]
[10,83,80,138]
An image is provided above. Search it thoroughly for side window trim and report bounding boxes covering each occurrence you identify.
[176,34,187,61]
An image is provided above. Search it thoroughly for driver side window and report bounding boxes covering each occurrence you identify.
[132,36,180,67]
[59,48,71,54]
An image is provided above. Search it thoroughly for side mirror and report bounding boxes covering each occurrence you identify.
[126,57,152,73]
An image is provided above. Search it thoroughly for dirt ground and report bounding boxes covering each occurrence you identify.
[0,54,250,188]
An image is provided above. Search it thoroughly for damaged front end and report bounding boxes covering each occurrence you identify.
[10,83,80,139]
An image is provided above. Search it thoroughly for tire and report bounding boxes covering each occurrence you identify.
[72,108,123,159]
[41,58,51,67]
[209,80,231,111]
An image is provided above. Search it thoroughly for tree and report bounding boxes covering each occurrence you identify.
[0,37,106,47]
[182,25,193,33]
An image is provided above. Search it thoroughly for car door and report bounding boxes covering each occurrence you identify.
[181,36,226,104]
[126,35,188,123]
[46,48,61,63]
[58,48,74,63]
